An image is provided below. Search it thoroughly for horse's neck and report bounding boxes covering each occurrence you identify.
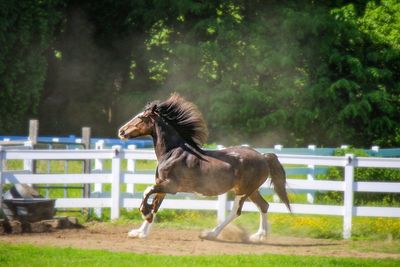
[152,119,184,159]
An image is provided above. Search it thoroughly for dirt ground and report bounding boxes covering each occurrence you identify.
[1,222,399,259]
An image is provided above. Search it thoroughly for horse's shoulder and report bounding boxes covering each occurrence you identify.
[159,148,185,162]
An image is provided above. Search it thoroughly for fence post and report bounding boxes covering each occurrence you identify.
[307,145,316,203]
[0,146,3,213]
[93,140,104,218]
[111,145,122,220]
[343,154,354,239]
[28,119,38,174]
[64,144,69,199]
[216,144,227,222]
[126,145,136,212]
[23,141,34,187]
[82,127,91,199]
[217,193,227,223]
[28,119,38,146]
[23,141,33,173]
[273,144,283,203]
[371,146,379,156]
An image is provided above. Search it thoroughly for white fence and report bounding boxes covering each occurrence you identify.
[1,146,400,239]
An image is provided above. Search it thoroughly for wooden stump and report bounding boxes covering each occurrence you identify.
[10,220,22,234]
[0,219,6,234]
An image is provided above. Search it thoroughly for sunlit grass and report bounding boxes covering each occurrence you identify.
[1,243,399,267]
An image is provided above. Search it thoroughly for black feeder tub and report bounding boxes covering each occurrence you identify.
[2,198,56,223]
[2,184,56,223]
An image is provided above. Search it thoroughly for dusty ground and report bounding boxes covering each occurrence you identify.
[1,222,399,259]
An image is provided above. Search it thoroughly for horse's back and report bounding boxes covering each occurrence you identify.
[207,146,269,194]
[161,146,269,196]
[207,146,267,167]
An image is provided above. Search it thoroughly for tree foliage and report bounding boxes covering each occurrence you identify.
[0,0,64,134]
[1,0,399,147]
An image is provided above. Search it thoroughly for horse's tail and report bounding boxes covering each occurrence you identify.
[264,153,291,212]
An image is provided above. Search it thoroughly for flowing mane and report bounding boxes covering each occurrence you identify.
[149,93,208,150]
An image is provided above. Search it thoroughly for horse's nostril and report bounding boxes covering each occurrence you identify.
[119,129,125,136]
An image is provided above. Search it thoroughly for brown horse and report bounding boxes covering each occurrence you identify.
[118,93,290,241]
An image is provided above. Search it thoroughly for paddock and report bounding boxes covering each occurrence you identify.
[1,146,399,239]
[1,222,400,259]
[1,144,400,262]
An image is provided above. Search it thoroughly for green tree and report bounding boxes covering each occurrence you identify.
[140,1,400,146]
[0,0,64,134]
[2,0,399,148]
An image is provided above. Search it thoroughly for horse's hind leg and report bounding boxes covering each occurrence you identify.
[128,219,152,239]
[249,190,269,242]
[199,194,247,240]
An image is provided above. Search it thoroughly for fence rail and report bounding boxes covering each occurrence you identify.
[2,135,400,157]
[1,146,399,239]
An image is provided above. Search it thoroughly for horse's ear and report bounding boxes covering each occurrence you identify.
[151,104,157,113]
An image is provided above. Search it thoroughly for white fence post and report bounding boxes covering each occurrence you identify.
[22,141,33,173]
[22,141,34,187]
[126,145,136,197]
[126,145,136,212]
[0,146,3,212]
[216,144,227,222]
[343,154,355,239]
[217,193,227,223]
[111,145,122,220]
[371,146,379,152]
[307,145,316,203]
[273,144,283,203]
[64,144,69,199]
[93,140,104,218]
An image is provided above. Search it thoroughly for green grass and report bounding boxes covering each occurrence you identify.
[0,243,399,267]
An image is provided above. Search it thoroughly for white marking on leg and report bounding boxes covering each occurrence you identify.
[250,211,268,242]
[127,214,156,239]
[200,195,245,240]
[140,186,155,221]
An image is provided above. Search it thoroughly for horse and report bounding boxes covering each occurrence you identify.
[118,93,291,241]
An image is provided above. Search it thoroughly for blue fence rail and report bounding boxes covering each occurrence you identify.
[0,135,153,149]
[1,135,400,157]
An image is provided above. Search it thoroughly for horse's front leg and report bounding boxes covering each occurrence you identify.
[128,179,175,239]
[139,182,172,221]
[139,186,157,222]
[127,187,166,239]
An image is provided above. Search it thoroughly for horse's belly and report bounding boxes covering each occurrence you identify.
[178,172,235,196]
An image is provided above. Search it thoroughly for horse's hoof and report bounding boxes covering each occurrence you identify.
[127,229,148,239]
[249,231,267,243]
[199,230,218,241]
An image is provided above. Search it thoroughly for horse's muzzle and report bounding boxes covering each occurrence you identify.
[118,129,129,140]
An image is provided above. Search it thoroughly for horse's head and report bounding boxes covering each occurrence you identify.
[118,103,158,140]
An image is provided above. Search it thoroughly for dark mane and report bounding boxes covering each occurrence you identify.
[150,93,208,151]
